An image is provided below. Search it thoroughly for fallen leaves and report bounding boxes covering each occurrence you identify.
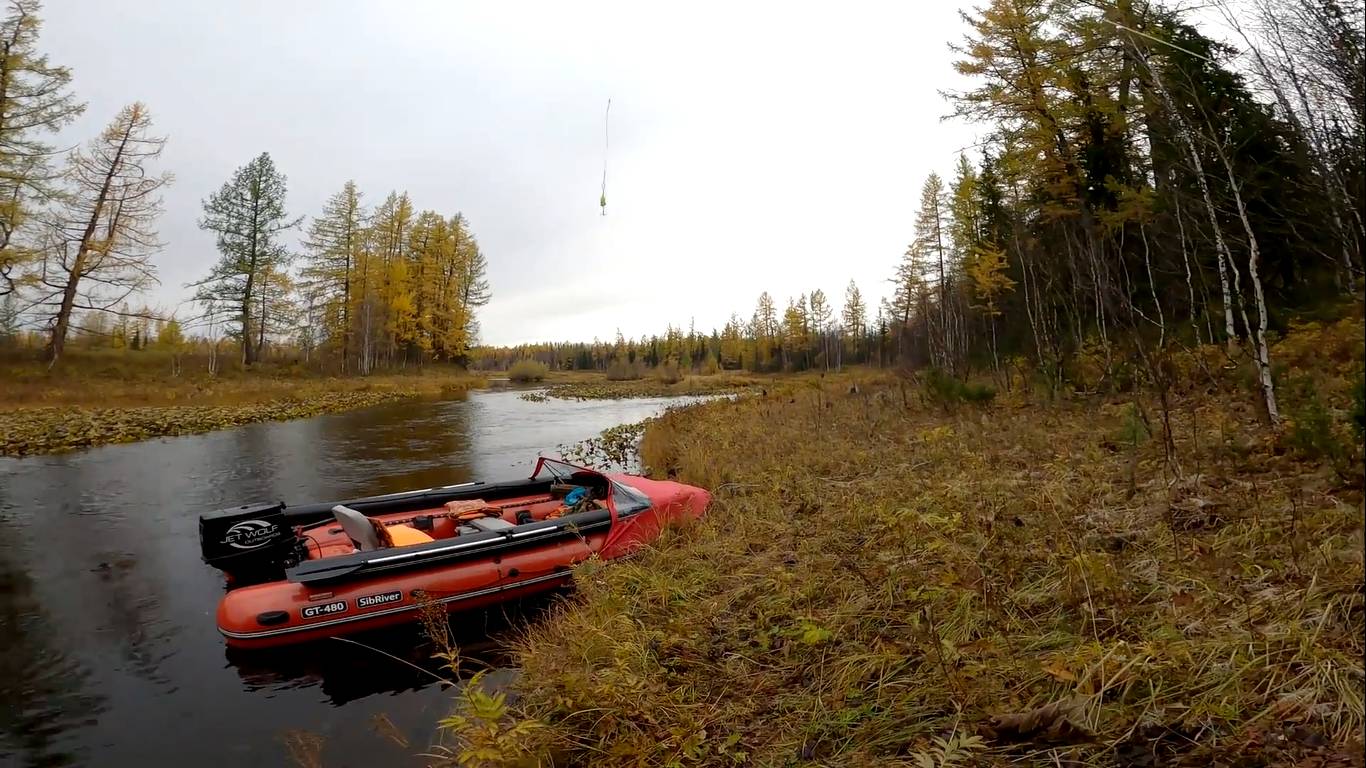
[1041,660,1079,683]
[1168,495,1227,531]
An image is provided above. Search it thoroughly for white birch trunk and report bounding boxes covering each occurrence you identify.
[1214,145,1280,425]
[1138,45,1240,353]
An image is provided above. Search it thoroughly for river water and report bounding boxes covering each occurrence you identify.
[0,388,694,767]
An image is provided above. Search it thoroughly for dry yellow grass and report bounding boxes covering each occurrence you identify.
[444,318,1364,767]
[0,351,481,455]
[1,350,479,410]
[543,370,870,401]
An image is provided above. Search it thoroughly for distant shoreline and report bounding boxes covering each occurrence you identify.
[0,371,481,458]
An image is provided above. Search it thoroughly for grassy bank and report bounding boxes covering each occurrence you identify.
[447,317,1364,766]
[0,354,481,456]
[543,372,769,400]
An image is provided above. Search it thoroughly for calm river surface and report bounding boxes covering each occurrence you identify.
[0,388,695,767]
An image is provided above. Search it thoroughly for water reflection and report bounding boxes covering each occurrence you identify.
[0,544,106,768]
[315,396,477,496]
[0,388,693,767]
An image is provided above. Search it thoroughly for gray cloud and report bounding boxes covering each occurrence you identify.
[41,1,977,345]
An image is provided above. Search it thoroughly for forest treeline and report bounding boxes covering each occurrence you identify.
[0,1,491,374]
[471,281,880,374]
[480,0,1362,428]
[3,0,1361,410]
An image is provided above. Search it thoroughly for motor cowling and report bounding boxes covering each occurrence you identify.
[199,502,293,583]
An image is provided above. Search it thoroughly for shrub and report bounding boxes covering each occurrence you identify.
[961,381,996,404]
[507,359,549,383]
[1352,367,1365,444]
[700,355,721,376]
[1283,375,1352,475]
[606,360,643,381]
[654,360,683,385]
[922,368,995,409]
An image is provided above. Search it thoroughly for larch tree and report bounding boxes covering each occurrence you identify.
[407,209,445,360]
[808,288,832,369]
[910,172,956,370]
[888,239,921,363]
[0,0,83,296]
[38,102,169,365]
[751,291,778,370]
[720,313,745,369]
[453,213,490,349]
[301,180,365,372]
[195,152,300,366]
[252,261,296,359]
[841,280,866,365]
[366,190,414,366]
[782,295,808,369]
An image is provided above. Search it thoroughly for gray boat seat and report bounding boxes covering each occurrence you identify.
[332,505,380,551]
[465,516,515,533]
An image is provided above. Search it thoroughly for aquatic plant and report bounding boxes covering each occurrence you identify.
[546,372,762,401]
[0,372,481,456]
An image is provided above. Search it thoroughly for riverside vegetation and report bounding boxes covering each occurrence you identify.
[542,372,764,402]
[0,0,495,440]
[428,0,1366,760]
[435,313,1364,767]
[0,350,478,456]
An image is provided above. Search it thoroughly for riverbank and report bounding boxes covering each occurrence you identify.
[543,371,775,400]
[459,317,1364,766]
[0,364,481,457]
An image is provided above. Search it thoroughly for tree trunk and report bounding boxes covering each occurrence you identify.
[1215,146,1280,425]
[257,277,267,360]
[241,181,261,367]
[45,120,134,365]
[342,226,352,374]
[1140,48,1240,353]
[1173,192,1201,343]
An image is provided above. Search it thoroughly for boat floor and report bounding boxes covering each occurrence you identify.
[299,493,586,561]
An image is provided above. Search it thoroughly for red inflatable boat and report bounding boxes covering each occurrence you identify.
[198,458,710,649]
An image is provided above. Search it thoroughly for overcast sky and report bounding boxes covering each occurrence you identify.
[41,1,979,346]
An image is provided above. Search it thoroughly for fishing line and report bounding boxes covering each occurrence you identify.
[600,98,611,216]
[1107,20,1219,65]
[328,636,455,686]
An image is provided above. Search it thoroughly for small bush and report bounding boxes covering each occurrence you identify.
[961,381,996,404]
[1284,375,1351,473]
[654,360,683,385]
[1352,367,1365,444]
[700,355,721,376]
[922,368,995,409]
[508,359,549,383]
[1113,402,1150,447]
[606,360,643,381]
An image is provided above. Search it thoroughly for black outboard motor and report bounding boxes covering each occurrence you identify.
[199,502,295,585]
